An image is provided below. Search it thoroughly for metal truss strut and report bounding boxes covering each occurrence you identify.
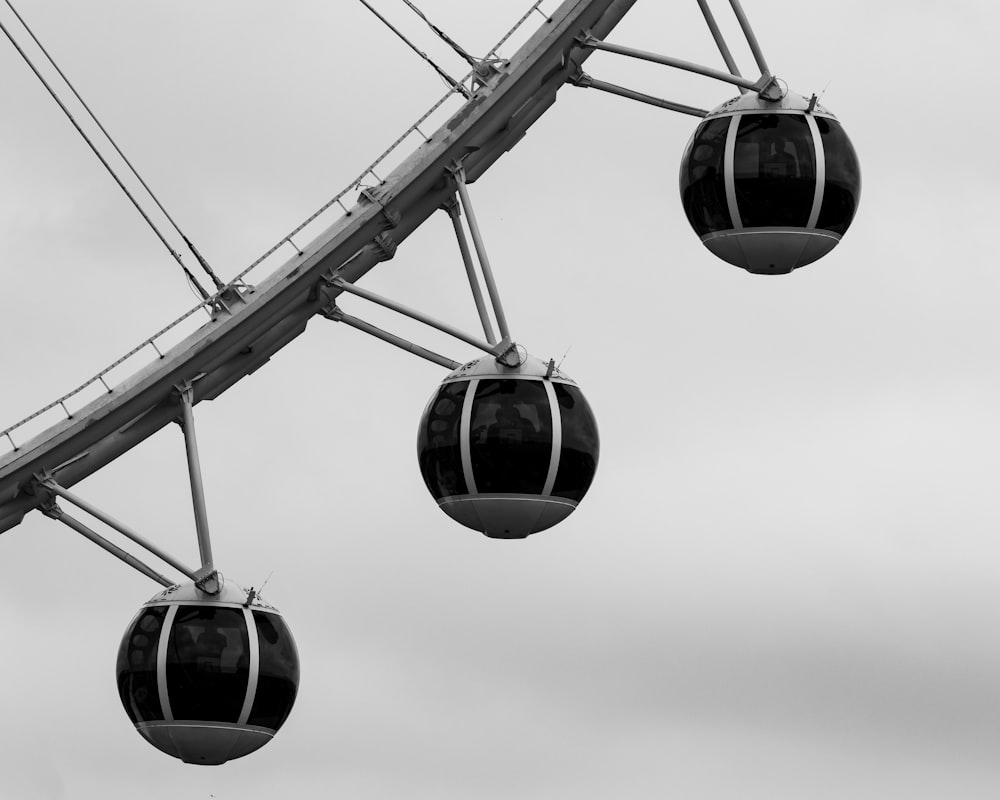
[41,500,175,588]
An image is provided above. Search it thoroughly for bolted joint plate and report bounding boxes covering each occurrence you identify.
[371,232,397,262]
[194,568,221,595]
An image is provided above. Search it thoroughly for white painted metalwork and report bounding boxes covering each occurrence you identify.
[459,379,479,497]
[540,379,561,498]
[326,308,461,370]
[331,277,499,357]
[40,478,199,580]
[453,169,511,346]
[805,113,826,230]
[42,502,174,587]
[724,114,742,231]
[445,200,498,345]
[696,0,744,85]
[157,604,180,722]
[237,607,261,727]
[572,73,709,117]
[179,387,214,577]
[728,0,771,79]
[581,36,761,92]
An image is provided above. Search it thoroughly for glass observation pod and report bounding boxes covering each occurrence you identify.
[679,90,861,274]
[116,580,299,765]
[418,354,599,539]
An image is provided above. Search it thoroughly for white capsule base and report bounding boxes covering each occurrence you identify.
[439,494,578,539]
[136,721,274,765]
[703,228,841,274]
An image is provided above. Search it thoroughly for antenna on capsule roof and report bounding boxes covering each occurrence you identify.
[808,81,833,113]
[244,571,274,607]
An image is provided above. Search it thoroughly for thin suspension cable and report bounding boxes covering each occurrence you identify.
[356,0,471,97]
[0,14,208,291]
[3,0,225,294]
[400,0,479,69]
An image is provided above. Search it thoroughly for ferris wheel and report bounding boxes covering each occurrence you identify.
[0,0,859,767]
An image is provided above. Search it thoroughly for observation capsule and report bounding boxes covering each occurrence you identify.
[418,354,599,539]
[116,580,299,765]
[679,89,860,274]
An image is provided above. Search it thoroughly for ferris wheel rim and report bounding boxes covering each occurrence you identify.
[0,0,641,534]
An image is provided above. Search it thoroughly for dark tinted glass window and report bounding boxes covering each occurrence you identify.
[680,117,733,235]
[815,117,861,235]
[417,381,469,500]
[734,114,816,228]
[551,384,599,502]
[166,606,249,723]
[116,605,167,723]
[470,379,551,494]
[248,612,300,731]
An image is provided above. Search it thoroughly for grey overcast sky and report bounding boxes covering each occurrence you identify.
[2,1,999,797]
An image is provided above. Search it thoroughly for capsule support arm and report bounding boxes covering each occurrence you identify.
[450,167,512,347]
[571,72,708,117]
[579,34,760,92]
[41,500,175,588]
[37,476,199,581]
[696,0,745,85]
[443,198,498,346]
[323,306,461,370]
[326,275,503,358]
[176,384,219,593]
[727,0,772,80]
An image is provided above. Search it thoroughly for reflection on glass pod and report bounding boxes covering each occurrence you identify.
[679,89,860,274]
[116,580,299,765]
[417,354,599,539]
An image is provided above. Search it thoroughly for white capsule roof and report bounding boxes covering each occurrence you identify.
[440,353,576,384]
[705,88,836,119]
